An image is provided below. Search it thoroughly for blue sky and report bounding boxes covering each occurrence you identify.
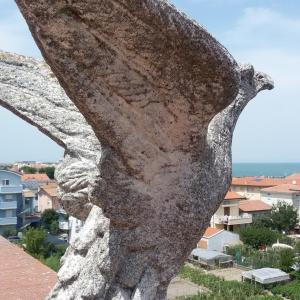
[0,0,299,163]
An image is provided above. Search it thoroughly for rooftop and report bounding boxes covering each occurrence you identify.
[21,173,50,182]
[203,227,223,238]
[242,268,290,285]
[191,248,232,261]
[40,182,58,197]
[232,177,288,187]
[286,173,300,180]
[225,191,246,201]
[0,236,56,299]
[261,184,300,195]
[239,200,272,212]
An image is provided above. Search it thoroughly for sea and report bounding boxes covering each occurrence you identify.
[232,163,300,178]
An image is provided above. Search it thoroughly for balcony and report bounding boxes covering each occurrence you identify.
[0,201,17,210]
[214,214,253,226]
[0,217,17,226]
[0,186,22,194]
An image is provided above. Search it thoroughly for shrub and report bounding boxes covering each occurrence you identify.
[278,249,295,272]
[39,166,55,179]
[56,244,67,257]
[22,227,46,256]
[279,249,295,272]
[271,280,300,300]
[295,242,300,254]
[50,220,59,235]
[2,228,17,238]
[41,255,61,272]
[21,166,37,174]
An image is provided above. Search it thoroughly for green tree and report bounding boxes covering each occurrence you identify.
[278,248,295,272]
[239,226,278,249]
[270,202,299,233]
[39,166,55,179]
[41,209,59,230]
[295,242,300,254]
[21,166,37,174]
[22,227,46,256]
[252,215,272,228]
[50,220,59,235]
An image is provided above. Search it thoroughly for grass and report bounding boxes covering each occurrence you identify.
[39,254,61,272]
[178,265,282,300]
[271,280,300,300]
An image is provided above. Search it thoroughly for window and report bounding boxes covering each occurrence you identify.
[1,180,9,186]
[4,195,13,200]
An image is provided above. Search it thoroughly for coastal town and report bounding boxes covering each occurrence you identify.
[1,0,300,299]
[0,161,300,299]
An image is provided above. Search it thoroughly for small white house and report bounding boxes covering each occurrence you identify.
[198,227,241,252]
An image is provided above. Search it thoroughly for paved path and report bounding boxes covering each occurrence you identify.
[167,277,208,299]
[208,267,244,281]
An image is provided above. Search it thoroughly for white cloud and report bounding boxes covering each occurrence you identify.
[223,7,300,92]
[225,7,300,49]
[226,7,300,162]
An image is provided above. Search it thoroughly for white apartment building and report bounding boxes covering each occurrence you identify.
[261,183,300,220]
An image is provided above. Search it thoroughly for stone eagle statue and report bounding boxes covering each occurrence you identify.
[0,1,273,299]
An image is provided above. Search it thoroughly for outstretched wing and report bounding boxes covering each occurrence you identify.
[0,51,100,219]
[16,0,240,177]
[0,51,98,153]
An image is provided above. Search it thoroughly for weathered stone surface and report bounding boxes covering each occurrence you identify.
[0,0,273,299]
[0,51,100,219]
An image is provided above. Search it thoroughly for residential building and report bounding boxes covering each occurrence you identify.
[38,182,60,212]
[0,170,24,234]
[211,191,252,232]
[197,227,240,252]
[22,173,52,211]
[239,200,272,220]
[231,177,287,200]
[22,189,36,214]
[261,184,300,221]
[21,189,40,228]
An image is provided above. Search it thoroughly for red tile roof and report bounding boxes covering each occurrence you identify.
[0,236,56,300]
[40,183,58,197]
[21,173,50,181]
[225,191,246,200]
[239,200,272,212]
[261,184,300,195]
[286,173,300,180]
[232,177,288,187]
[203,227,223,238]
